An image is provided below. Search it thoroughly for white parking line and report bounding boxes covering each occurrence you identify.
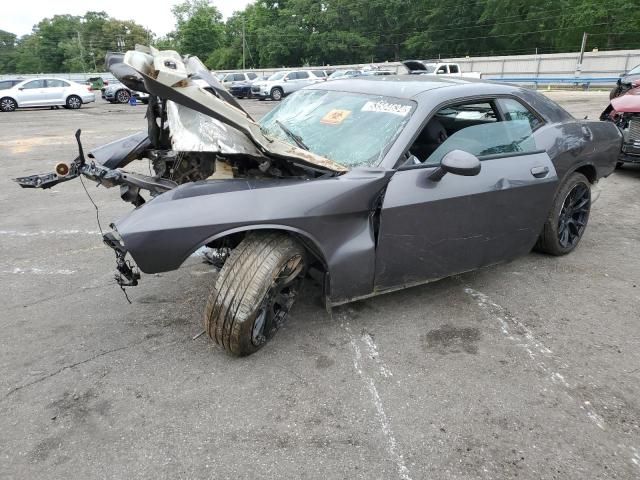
[340,316,412,480]
[0,229,100,237]
[2,267,76,275]
[464,287,606,431]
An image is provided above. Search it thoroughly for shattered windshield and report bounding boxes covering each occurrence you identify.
[259,89,415,167]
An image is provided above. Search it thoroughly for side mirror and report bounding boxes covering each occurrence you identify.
[429,150,481,181]
[283,77,289,82]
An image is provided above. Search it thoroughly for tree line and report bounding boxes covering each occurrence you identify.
[1,0,639,74]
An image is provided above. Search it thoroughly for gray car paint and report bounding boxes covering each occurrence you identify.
[102,78,622,305]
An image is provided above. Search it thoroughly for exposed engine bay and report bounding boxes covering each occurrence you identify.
[14,45,346,208]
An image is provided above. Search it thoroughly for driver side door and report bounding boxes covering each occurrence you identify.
[373,98,559,291]
[16,79,49,106]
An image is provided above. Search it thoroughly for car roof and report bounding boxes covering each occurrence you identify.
[309,75,518,99]
[18,77,73,82]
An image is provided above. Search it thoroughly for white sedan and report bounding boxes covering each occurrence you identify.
[0,78,96,112]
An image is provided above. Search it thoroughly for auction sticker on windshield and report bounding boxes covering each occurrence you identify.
[362,100,411,116]
[321,109,352,125]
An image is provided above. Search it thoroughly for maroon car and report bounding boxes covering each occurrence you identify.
[601,80,640,166]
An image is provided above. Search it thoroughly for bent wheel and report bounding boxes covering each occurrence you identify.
[535,172,591,256]
[204,232,306,356]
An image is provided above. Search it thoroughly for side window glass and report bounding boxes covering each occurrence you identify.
[223,74,233,82]
[297,71,309,80]
[234,74,245,81]
[436,66,447,74]
[46,79,67,88]
[23,80,45,89]
[408,101,536,166]
[285,73,294,81]
[449,64,459,74]
[247,72,257,80]
[499,98,543,130]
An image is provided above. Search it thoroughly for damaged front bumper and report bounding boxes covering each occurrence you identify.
[13,130,176,207]
[103,229,141,287]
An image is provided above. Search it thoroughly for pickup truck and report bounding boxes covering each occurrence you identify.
[403,60,482,79]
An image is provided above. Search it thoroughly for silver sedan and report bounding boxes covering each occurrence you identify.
[0,78,96,111]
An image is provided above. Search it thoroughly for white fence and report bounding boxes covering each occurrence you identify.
[3,49,639,85]
[449,49,640,79]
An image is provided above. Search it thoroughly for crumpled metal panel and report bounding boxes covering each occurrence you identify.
[124,46,348,173]
[166,101,262,156]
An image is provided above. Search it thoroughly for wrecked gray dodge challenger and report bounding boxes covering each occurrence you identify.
[15,47,622,356]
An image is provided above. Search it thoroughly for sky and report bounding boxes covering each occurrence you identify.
[0,0,254,37]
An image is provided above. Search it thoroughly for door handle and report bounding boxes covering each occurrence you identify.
[530,166,549,178]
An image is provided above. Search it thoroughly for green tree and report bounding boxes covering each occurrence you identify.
[171,0,224,59]
[0,30,17,73]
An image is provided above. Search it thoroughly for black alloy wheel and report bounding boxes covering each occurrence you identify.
[557,182,590,249]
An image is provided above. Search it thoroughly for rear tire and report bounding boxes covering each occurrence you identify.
[1,97,17,112]
[66,95,82,109]
[204,232,306,356]
[535,172,591,256]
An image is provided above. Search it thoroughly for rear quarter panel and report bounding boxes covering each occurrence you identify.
[533,119,621,185]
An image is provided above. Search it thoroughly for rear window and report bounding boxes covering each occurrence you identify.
[628,64,640,75]
[312,71,325,78]
[247,72,257,80]
[449,64,459,74]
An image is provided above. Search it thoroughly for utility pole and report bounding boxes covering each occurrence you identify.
[76,31,86,73]
[242,17,246,70]
[576,31,588,76]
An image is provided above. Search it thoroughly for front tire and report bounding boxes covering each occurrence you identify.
[66,95,82,109]
[535,172,591,256]
[270,87,283,101]
[204,232,306,356]
[1,97,17,112]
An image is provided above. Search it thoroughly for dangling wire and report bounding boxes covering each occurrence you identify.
[79,174,103,236]
[79,174,133,305]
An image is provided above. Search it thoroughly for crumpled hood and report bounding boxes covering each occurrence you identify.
[122,46,347,173]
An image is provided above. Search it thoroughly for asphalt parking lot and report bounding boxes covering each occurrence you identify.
[1,91,639,479]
